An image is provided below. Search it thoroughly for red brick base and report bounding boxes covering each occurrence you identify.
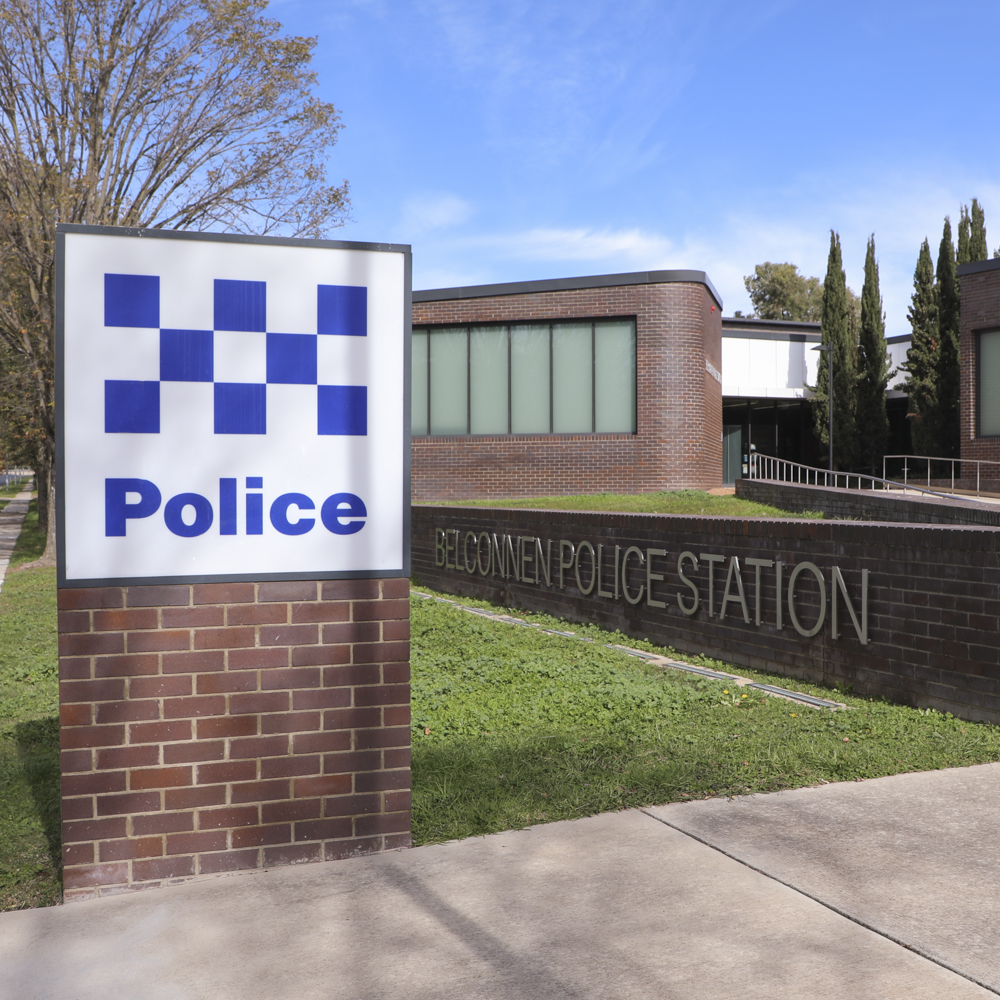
[57,578,410,900]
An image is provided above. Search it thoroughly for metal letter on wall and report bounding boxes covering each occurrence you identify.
[621,546,645,605]
[832,566,868,645]
[787,561,827,638]
[677,551,700,616]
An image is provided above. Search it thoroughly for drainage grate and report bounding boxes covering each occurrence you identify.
[748,683,845,710]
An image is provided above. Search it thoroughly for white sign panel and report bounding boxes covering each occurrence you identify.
[57,226,410,586]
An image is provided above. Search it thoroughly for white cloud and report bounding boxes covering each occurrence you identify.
[467,226,677,264]
[400,193,474,232]
[410,169,1000,333]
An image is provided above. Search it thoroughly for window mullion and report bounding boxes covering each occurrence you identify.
[549,323,554,433]
[591,321,596,433]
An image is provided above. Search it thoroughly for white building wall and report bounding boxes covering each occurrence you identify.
[722,336,818,398]
[723,326,908,399]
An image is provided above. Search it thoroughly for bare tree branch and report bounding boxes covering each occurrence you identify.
[0,0,349,562]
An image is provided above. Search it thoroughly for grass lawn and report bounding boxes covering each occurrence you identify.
[431,489,822,518]
[0,498,60,910]
[2,487,997,908]
[410,589,1000,845]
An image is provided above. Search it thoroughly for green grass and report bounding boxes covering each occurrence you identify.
[431,489,823,518]
[410,589,1000,845]
[0,493,61,910]
[0,566,59,910]
[10,498,47,566]
[0,487,995,905]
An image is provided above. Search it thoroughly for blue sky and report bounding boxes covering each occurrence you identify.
[272,0,1000,337]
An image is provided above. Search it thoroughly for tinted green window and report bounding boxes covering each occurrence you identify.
[470,327,509,434]
[511,325,550,433]
[411,329,428,435]
[595,320,636,432]
[429,328,467,434]
[552,323,593,433]
[980,329,1000,436]
[414,319,636,436]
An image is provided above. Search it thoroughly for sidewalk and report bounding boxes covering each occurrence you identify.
[1,763,997,999]
[0,487,33,591]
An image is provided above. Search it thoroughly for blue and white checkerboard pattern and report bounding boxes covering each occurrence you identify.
[103,274,367,436]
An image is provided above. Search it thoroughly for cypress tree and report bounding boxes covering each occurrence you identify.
[971,198,988,261]
[813,231,856,469]
[856,235,889,472]
[903,239,940,455]
[936,217,961,457]
[957,206,971,266]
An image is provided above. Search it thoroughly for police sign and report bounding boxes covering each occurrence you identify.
[56,226,410,586]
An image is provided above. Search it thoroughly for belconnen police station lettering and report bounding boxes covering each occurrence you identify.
[106,479,366,537]
[434,528,868,645]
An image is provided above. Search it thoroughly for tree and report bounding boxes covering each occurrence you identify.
[935,217,961,457]
[855,236,890,472]
[743,262,823,321]
[0,0,349,563]
[957,205,972,266]
[813,231,856,469]
[903,239,940,455]
[971,198,988,261]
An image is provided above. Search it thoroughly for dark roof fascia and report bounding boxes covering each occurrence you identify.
[957,258,1000,277]
[886,334,911,344]
[723,329,820,343]
[721,317,820,332]
[413,269,722,310]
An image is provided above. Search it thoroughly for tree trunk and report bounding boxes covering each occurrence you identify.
[22,440,56,568]
[41,458,56,565]
[35,450,48,533]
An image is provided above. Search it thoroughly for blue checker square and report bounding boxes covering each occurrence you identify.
[160,329,213,382]
[215,279,266,332]
[105,380,160,433]
[215,382,266,434]
[317,284,366,337]
[267,333,317,384]
[104,273,159,328]
[318,385,367,435]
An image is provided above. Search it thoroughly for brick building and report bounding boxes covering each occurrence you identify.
[959,257,1000,472]
[411,270,723,501]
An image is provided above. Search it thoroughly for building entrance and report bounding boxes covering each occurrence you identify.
[722,425,742,483]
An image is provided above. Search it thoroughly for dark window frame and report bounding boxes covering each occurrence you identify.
[976,327,1000,439]
[412,316,638,437]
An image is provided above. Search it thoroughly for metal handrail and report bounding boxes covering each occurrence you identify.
[749,453,986,503]
[882,454,1000,497]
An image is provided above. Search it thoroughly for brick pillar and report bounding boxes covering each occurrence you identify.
[57,578,411,901]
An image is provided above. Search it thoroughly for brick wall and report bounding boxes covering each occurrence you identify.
[736,479,1000,527]
[58,578,411,900]
[413,506,1000,724]
[411,281,722,500]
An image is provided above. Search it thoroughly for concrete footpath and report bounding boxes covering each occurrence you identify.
[2,764,998,1000]
[0,487,33,591]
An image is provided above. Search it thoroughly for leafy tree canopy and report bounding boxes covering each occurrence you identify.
[743,262,823,322]
[0,0,350,561]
